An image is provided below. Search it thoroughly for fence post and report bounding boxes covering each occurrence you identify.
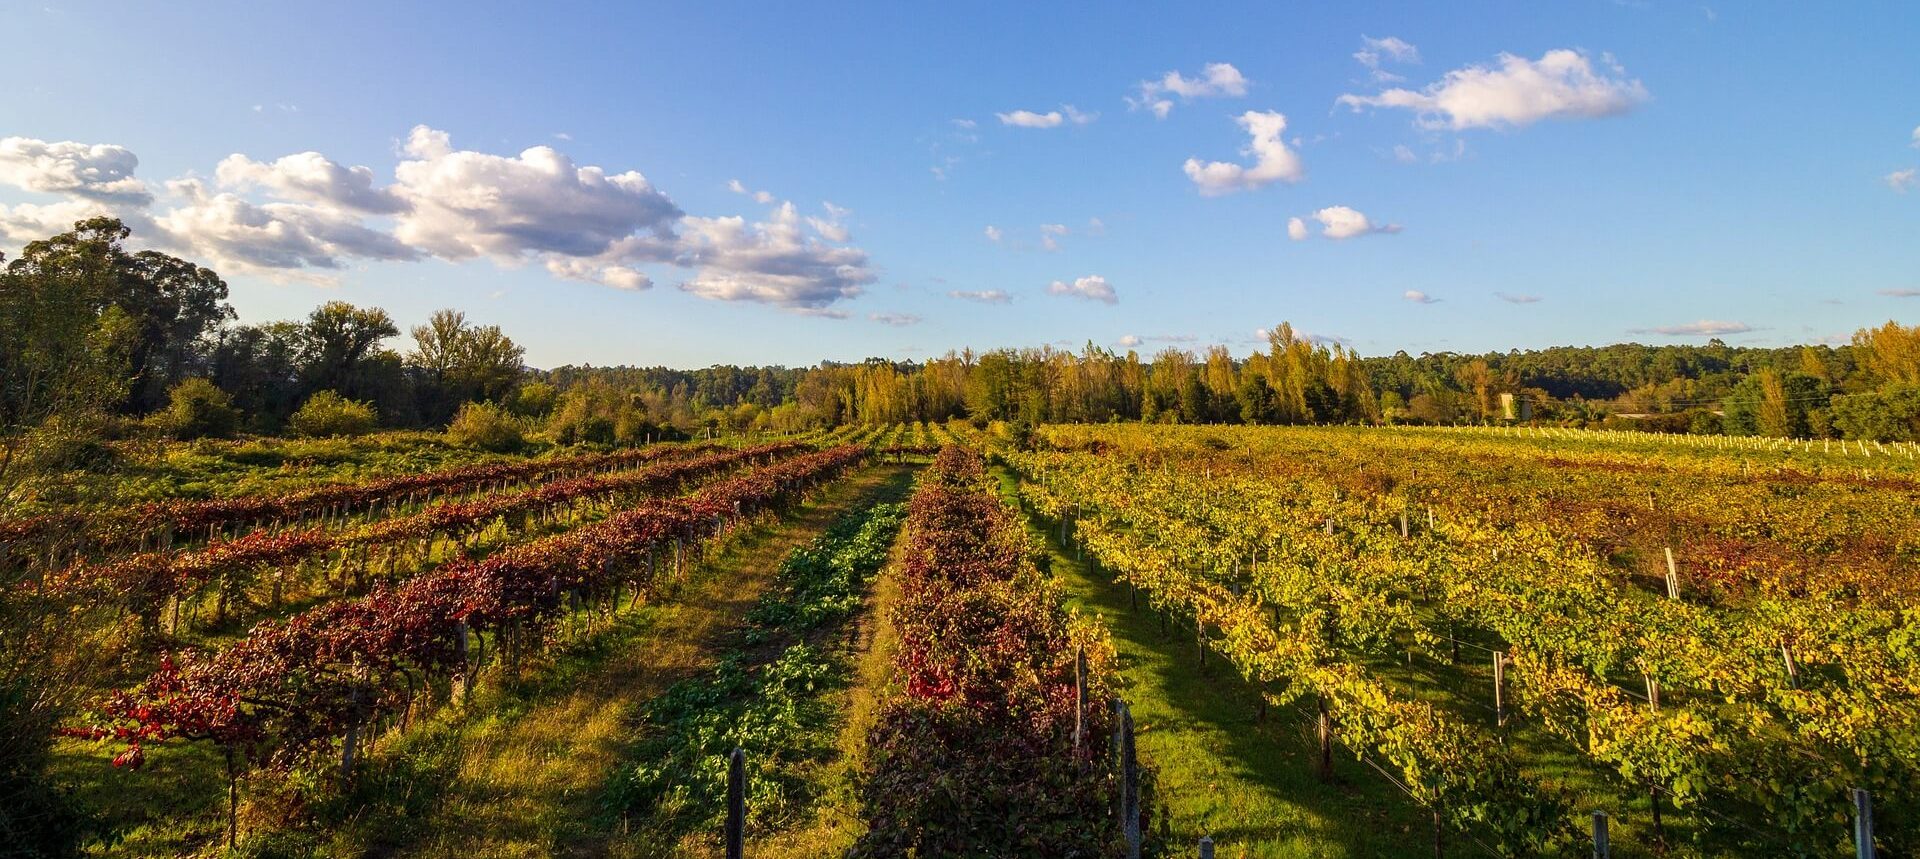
[1198,836,1215,859]
[1854,788,1875,859]
[1591,810,1610,859]
[1073,647,1087,755]
[1493,651,1507,728]
[726,747,745,859]
[1112,699,1140,859]
[1316,695,1334,783]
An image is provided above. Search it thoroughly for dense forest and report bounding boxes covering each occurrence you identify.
[5,217,1919,489]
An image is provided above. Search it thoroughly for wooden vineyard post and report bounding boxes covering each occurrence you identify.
[1663,547,1680,599]
[726,747,745,859]
[1315,695,1334,782]
[1493,651,1507,728]
[1198,836,1215,859]
[1782,644,1800,688]
[1432,808,1444,859]
[1591,811,1610,859]
[1110,699,1141,859]
[1074,647,1087,755]
[1855,788,1876,859]
[1400,507,1409,539]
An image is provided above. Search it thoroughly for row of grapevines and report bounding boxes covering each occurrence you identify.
[854,447,1120,857]
[66,446,869,777]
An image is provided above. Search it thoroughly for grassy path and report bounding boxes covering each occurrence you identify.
[992,466,1435,859]
[313,463,914,858]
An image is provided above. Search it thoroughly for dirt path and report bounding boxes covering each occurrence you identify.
[333,464,913,859]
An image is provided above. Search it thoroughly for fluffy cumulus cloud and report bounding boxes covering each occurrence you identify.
[0,128,878,310]
[155,178,421,270]
[1116,334,1143,347]
[1039,222,1068,251]
[0,136,153,205]
[216,152,407,214]
[1304,205,1400,239]
[1287,217,1309,241]
[1338,49,1647,130]
[1184,111,1303,195]
[1403,290,1439,304]
[1886,169,1917,193]
[1129,62,1249,118]
[1047,274,1117,304]
[675,202,874,309]
[996,105,1096,128]
[950,289,1012,304]
[391,126,682,262]
[1634,320,1754,336]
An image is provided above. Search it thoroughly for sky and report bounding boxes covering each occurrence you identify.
[2,0,1917,368]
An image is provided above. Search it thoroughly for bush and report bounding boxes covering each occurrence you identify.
[445,401,524,452]
[153,378,240,440]
[287,391,378,438]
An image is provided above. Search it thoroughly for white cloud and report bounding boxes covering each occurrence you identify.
[1495,291,1542,303]
[543,257,652,290]
[1877,288,1920,297]
[998,109,1063,128]
[1116,334,1143,347]
[1039,222,1068,251]
[1184,111,1304,195]
[1086,217,1106,236]
[1634,320,1753,336]
[1048,274,1117,304]
[392,125,683,262]
[0,199,117,243]
[726,178,776,204]
[997,106,1095,128]
[1885,169,1917,193]
[155,178,420,272]
[1403,290,1440,304]
[1911,125,1919,148]
[950,289,1012,304]
[1308,205,1400,239]
[0,136,153,205]
[870,312,921,326]
[1337,49,1648,130]
[984,225,1003,242]
[951,118,977,130]
[2,126,880,309]
[675,202,874,309]
[806,202,852,243]
[1129,62,1249,117]
[215,151,408,214]
[1354,36,1420,74]
[1287,217,1309,241]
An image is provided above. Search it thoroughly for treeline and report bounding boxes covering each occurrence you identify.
[7,217,1920,492]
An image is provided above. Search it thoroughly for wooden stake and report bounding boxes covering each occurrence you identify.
[725,747,745,859]
[1663,548,1679,599]
[1493,651,1507,728]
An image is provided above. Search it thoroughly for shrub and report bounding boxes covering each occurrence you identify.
[445,401,524,452]
[154,378,240,440]
[287,391,378,438]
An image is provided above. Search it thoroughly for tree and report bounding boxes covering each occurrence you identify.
[288,390,378,437]
[209,322,307,430]
[1853,321,1920,387]
[300,301,399,400]
[409,309,525,422]
[154,378,241,440]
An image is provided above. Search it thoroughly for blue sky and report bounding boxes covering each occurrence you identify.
[2,0,1916,367]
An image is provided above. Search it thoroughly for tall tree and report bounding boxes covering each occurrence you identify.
[300,301,399,400]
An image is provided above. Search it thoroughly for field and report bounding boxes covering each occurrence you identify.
[6,422,1911,857]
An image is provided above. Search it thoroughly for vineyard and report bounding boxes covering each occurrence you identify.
[1004,423,1917,857]
[9,420,1911,857]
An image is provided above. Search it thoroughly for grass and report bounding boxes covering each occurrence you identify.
[990,464,1438,859]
